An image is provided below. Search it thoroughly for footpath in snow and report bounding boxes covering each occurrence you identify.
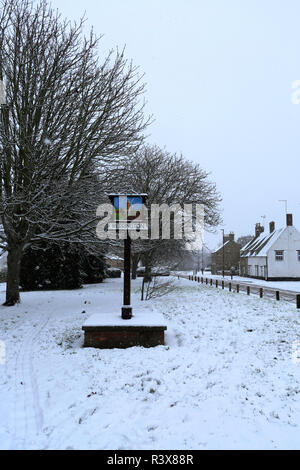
[0,277,300,450]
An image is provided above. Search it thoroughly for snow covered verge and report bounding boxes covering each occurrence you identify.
[0,277,300,450]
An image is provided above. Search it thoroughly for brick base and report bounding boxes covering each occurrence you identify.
[82,325,166,349]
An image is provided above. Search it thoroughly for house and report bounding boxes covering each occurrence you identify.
[105,255,124,270]
[240,214,300,280]
[239,223,265,276]
[211,233,241,275]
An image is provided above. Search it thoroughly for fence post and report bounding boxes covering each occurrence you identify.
[222,280,224,290]
[236,284,239,293]
[296,294,300,309]
[247,286,250,296]
[276,290,280,301]
[201,277,203,283]
[216,280,218,288]
[260,288,263,299]
[210,279,213,286]
[229,282,232,292]
[206,278,208,285]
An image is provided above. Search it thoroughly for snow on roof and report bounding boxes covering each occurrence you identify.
[241,238,254,251]
[241,228,285,258]
[106,254,123,260]
[257,228,285,256]
[213,240,230,253]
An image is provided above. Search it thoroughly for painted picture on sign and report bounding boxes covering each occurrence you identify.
[114,196,143,222]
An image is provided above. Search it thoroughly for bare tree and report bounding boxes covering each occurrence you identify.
[111,144,222,277]
[0,0,149,305]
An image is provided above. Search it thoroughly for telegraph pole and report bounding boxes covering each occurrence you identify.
[279,199,288,215]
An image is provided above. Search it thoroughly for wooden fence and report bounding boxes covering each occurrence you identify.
[177,274,300,309]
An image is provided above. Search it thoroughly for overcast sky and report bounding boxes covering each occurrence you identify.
[52,0,300,248]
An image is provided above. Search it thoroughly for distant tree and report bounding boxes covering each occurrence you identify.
[236,235,253,248]
[111,144,221,278]
[0,0,149,305]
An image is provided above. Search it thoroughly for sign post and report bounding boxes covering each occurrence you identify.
[108,193,148,320]
[122,234,132,319]
[82,192,167,349]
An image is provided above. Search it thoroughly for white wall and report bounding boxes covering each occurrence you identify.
[248,256,267,277]
[267,226,300,278]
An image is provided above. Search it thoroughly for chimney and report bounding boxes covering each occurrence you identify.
[223,232,234,243]
[269,221,275,233]
[255,223,264,238]
[286,213,293,227]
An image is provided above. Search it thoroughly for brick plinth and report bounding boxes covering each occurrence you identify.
[82,325,167,349]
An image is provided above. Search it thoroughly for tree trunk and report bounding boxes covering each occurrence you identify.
[131,254,139,280]
[144,262,152,283]
[141,277,145,301]
[4,244,23,306]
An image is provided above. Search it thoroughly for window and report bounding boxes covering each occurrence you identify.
[275,250,284,261]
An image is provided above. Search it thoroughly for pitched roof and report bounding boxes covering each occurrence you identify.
[213,240,229,254]
[241,228,285,258]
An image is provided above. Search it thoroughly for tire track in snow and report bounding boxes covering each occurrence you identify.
[10,311,51,449]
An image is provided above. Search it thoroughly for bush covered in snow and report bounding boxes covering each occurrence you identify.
[20,243,82,290]
[106,267,122,278]
[79,250,107,284]
[20,243,107,290]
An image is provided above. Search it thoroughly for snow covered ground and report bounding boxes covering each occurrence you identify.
[1,277,300,450]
